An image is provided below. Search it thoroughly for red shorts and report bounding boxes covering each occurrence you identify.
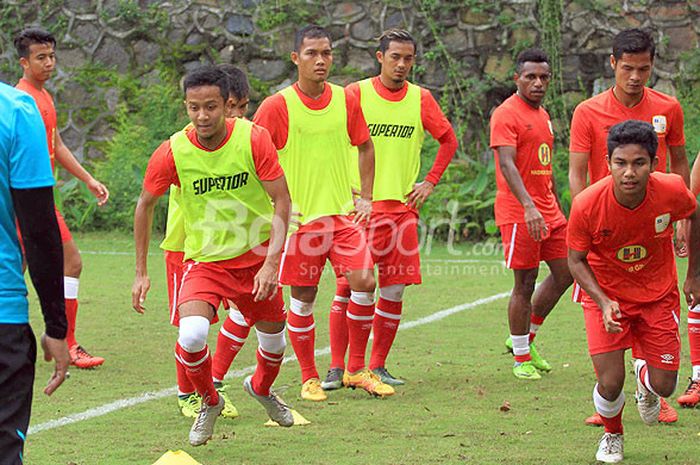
[164,250,185,326]
[55,206,73,244]
[582,289,681,370]
[280,217,373,286]
[177,259,285,326]
[367,210,421,287]
[499,220,567,269]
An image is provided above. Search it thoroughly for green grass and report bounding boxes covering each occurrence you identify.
[23,232,700,465]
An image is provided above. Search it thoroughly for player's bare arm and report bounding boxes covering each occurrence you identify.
[568,151,590,199]
[254,175,291,302]
[406,180,434,210]
[669,145,691,257]
[353,138,374,224]
[568,248,622,333]
[54,130,109,205]
[683,205,700,308]
[132,189,160,312]
[497,145,547,241]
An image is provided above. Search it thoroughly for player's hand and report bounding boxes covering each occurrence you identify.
[406,181,435,209]
[131,274,151,313]
[683,273,700,308]
[601,300,623,334]
[40,333,70,396]
[524,205,547,242]
[87,178,109,206]
[352,198,372,224]
[674,219,689,258]
[252,261,279,302]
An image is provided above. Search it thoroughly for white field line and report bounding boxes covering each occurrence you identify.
[28,290,510,435]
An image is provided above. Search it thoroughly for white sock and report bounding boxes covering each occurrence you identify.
[593,384,625,418]
[692,365,700,381]
[510,334,530,357]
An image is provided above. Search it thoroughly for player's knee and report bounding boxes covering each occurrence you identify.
[64,251,82,277]
[653,376,677,398]
[379,284,405,302]
[256,326,286,355]
[512,273,537,295]
[553,270,574,290]
[597,377,624,398]
[178,315,210,352]
[292,286,318,303]
[349,272,376,292]
[290,297,315,317]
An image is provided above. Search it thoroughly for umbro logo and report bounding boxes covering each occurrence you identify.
[660,353,674,364]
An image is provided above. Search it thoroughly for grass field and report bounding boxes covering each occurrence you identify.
[23,232,700,465]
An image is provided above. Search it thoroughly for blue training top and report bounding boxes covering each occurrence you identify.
[0,81,55,324]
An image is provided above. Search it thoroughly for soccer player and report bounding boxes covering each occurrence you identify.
[254,25,393,401]
[321,28,458,389]
[490,48,573,380]
[14,28,109,369]
[569,28,687,421]
[132,66,294,445]
[567,120,700,463]
[0,80,69,465]
[163,64,252,419]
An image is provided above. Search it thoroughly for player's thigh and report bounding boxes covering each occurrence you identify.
[499,223,542,270]
[582,298,633,359]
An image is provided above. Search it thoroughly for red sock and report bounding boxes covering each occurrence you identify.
[176,356,194,394]
[369,298,402,370]
[688,309,700,366]
[346,297,375,373]
[251,347,284,396]
[211,316,251,381]
[65,299,78,348]
[602,406,624,434]
[287,312,318,382]
[175,342,219,405]
[529,313,545,343]
[329,285,350,369]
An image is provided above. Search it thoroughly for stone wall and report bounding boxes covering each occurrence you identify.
[0,0,698,160]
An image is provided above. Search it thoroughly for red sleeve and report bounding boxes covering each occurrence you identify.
[344,86,370,146]
[250,124,285,181]
[425,130,458,185]
[667,100,686,147]
[489,106,518,148]
[566,196,592,252]
[569,104,592,153]
[252,94,288,150]
[143,140,179,196]
[670,176,696,221]
[420,89,452,140]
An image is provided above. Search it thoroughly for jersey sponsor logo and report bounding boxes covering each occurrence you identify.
[652,115,667,134]
[367,123,415,139]
[617,245,647,263]
[655,213,671,234]
[192,172,249,195]
[537,143,552,166]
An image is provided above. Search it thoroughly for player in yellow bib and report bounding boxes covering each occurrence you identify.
[133,66,294,446]
[254,25,394,401]
[162,64,253,419]
[323,29,458,389]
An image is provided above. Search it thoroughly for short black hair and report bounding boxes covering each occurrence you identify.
[182,66,229,101]
[294,25,332,52]
[14,28,56,58]
[378,28,416,54]
[607,120,658,161]
[217,64,249,100]
[612,28,655,61]
[515,48,549,73]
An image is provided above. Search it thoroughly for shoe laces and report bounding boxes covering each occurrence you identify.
[268,389,291,410]
[74,346,93,358]
[601,433,622,454]
[185,394,200,408]
[685,378,700,395]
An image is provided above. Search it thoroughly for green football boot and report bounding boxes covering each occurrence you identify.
[177,393,202,418]
[505,337,552,372]
[512,361,542,380]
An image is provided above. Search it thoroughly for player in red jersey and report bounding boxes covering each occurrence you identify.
[321,29,458,389]
[254,25,394,401]
[490,49,572,380]
[567,120,700,463]
[133,66,294,445]
[14,28,109,369]
[569,28,687,422]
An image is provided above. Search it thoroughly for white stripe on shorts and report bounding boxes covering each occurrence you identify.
[506,224,517,269]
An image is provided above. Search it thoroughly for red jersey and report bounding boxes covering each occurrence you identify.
[490,94,565,226]
[252,82,370,149]
[143,119,283,268]
[15,78,57,168]
[570,87,685,183]
[345,76,457,187]
[567,173,696,304]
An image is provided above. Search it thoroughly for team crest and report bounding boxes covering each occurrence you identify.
[537,143,552,166]
[655,213,671,234]
[617,245,647,263]
[652,115,667,134]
